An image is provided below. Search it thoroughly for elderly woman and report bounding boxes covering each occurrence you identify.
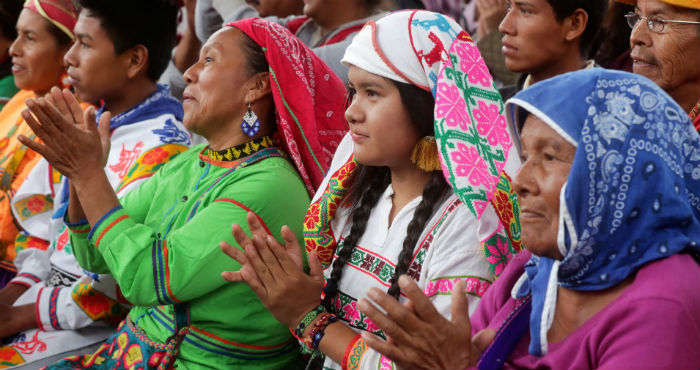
[0,0,78,288]
[356,68,700,369]
[20,18,348,369]
[623,0,700,130]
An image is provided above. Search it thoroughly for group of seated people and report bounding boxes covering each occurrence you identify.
[0,0,697,369]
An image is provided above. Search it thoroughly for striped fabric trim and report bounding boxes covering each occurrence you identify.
[214,198,271,234]
[0,259,17,273]
[150,307,298,360]
[48,287,61,330]
[16,272,41,283]
[87,205,124,241]
[152,240,181,304]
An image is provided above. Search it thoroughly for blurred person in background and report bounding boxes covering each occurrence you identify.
[0,0,23,111]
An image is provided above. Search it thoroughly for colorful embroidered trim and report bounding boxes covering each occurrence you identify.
[423,275,492,298]
[150,306,297,359]
[114,143,189,194]
[152,240,181,305]
[13,194,53,221]
[48,287,61,330]
[342,334,367,370]
[87,205,124,241]
[304,158,358,267]
[205,136,276,161]
[16,272,41,284]
[330,291,384,337]
[14,233,50,254]
[689,100,700,122]
[72,282,129,325]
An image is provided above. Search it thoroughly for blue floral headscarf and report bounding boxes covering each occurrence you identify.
[505,69,700,356]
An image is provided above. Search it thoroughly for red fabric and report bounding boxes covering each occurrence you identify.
[321,23,366,47]
[286,16,310,35]
[24,0,78,39]
[693,114,700,133]
[228,18,348,194]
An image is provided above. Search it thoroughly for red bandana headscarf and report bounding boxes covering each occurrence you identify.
[23,0,78,40]
[227,18,349,194]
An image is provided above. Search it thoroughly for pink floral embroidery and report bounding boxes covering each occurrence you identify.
[436,83,470,130]
[379,355,394,370]
[486,237,513,276]
[456,43,492,87]
[363,317,379,333]
[451,143,491,189]
[472,101,512,149]
[424,277,492,298]
[343,301,362,326]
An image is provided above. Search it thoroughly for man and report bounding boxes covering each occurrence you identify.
[0,0,191,367]
[498,0,608,98]
[624,0,700,130]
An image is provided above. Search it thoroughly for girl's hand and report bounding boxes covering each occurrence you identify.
[220,212,325,329]
[358,276,495,369]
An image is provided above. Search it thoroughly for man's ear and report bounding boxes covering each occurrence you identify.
[244,72,272,104]
[125,44,150,79]
[563,8,588,43]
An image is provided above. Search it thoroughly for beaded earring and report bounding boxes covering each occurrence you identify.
[241,103,261,137]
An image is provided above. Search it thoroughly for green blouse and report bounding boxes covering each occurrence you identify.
[69,144,310,369]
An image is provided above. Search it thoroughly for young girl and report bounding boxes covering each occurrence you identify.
[222,10,521,370]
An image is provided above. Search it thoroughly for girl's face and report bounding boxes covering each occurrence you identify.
[345,65,422,170]
[10,9,70,95]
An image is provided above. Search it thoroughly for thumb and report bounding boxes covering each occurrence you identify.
[472,328,496,359]
[450,280,470,327]
[308,250,323,282]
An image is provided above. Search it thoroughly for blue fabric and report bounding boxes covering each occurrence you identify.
[96,84,183,130]
[506,69,700,356]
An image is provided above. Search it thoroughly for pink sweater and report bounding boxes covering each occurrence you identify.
[471,251,700,369]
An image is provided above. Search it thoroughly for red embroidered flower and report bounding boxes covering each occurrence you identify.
[304,211,320,230]
[26,197,46,213]
[141,147,169,165]
[78,290,112,316]
[494,191,514,223]
[27,236,49,251]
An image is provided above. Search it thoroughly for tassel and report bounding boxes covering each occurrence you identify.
[410,136,441,172]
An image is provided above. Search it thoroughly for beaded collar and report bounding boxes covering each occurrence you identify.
[205,136,276,161]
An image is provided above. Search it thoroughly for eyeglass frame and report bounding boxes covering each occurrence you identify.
[625,11,700,33]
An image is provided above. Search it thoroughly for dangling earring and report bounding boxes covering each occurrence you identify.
[410,136,441,171]
[241,103,261,137]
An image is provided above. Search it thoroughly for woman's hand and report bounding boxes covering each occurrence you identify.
[18,87,111,181]
[220,212,325,329]
[357,275,495,370]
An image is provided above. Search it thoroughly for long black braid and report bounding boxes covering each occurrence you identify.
[323,79,450,308]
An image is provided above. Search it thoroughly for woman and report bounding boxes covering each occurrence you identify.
[221,10,521,370]
[355,68,700,369]
[0,0,23,110]
[0,0,77,288]
[20,18,348,369]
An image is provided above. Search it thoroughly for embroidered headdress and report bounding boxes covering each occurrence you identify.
[228,19,349,194]
[506,68,700,356]
[305,10,522,276]
[24,0,78,40]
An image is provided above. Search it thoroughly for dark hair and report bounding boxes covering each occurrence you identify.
[45,20,74,48]
[78,0,178,81]
[323,80,450,305]
[593,2,634,68]
[0,0,23,41]
[546,0,608,58]
[240,31,269,75]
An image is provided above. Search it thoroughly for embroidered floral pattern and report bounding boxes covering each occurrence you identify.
[14,194,53,221]
[423,275,491,298]
[114,144,189,194]
[72,283,129,325]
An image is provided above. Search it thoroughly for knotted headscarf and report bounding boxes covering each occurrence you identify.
[305,10,522,277]
[506,68,700,356]
[24,0,78,40]
[227,19,349,194]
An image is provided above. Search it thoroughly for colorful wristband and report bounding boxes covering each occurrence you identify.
[295,304,325,337]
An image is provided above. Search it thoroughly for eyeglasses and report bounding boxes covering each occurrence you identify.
[625,12,700,33]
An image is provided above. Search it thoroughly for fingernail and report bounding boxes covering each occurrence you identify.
[357,299,368,311]
[398,275,410,287]
[366,289,378,300]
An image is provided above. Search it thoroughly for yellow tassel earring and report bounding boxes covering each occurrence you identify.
[410,136,441,172]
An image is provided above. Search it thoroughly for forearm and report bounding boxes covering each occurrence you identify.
[0,304,37,338]
[0,284,28,305]
[173,27,202,73]
[302,314,360,365]
[71,170,121,227]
